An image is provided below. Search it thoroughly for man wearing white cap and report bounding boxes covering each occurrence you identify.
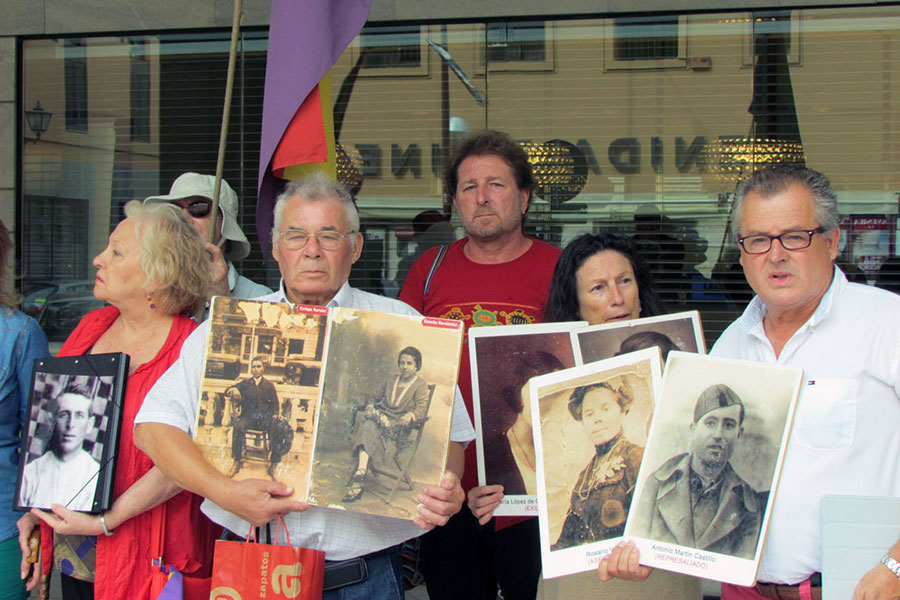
[145,173,272,299]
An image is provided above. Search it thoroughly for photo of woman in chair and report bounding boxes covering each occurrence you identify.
[344,346,430,502]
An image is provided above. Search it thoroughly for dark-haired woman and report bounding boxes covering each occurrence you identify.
[538,232,700,600]
[545,232,665,324]
[552,382,642,550]
[344,346,430,502]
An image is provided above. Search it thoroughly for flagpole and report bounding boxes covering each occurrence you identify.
[211,0,243,244]
[200,0,242,321]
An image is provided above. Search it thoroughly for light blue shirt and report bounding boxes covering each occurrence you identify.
[0,309,49,541]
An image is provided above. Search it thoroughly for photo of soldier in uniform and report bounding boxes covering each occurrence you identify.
[625,352,802,584]
[630,383,764,558]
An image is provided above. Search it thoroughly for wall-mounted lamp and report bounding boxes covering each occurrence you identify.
[24,101,53,143]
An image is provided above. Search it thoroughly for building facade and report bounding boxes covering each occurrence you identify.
[3,1,899,346]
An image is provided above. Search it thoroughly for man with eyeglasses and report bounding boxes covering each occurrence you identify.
[145,172,271,299]
[600,165,900,600]
[134,173,473,600]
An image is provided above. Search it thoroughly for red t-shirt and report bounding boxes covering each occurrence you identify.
[399,237,560,504]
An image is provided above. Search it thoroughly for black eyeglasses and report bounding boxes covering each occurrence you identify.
[175,200,213,219]
[738,227,825,255]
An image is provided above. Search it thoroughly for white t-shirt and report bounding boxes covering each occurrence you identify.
[19,449,100,511]
[136,281,475,560]
[712,267,900,584]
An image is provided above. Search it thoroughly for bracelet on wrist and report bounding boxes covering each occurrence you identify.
[99,513,114,537]
[880,554,900,581]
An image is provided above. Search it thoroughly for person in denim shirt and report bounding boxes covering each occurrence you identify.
[0,218,49,600]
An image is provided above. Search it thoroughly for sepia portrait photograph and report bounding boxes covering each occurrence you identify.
[572,310,706,366]
[307,307,463,520]
[625,352,803,586]
[195,297,327,499]
[530,348,661,579]
[469,322,585,517]
[16,353,128,513]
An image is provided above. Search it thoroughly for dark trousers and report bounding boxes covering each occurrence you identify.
[323,545,403,600]
[419,505,541,600]
[231,413,277,463]
[60,573,93,600]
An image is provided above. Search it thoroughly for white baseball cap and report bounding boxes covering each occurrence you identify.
[144,173,251,261]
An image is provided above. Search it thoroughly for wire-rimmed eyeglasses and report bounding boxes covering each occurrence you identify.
[277,228,354,251]
[738,227,825,255]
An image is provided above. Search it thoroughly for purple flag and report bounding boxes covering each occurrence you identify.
[155,566,183,600]
[257,0,372,254]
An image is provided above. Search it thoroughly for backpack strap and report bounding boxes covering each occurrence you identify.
[423,245,448,297]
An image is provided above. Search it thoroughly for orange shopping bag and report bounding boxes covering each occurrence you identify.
[209,518,325,600]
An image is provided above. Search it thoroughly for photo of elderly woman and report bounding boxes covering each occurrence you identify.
[552,381,642,550]
[530,348,661,580]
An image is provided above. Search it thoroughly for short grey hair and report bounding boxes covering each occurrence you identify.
[731,165,840,240]
[272,173,360,248]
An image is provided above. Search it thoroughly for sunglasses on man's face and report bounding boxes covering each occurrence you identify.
[177,199,213,219]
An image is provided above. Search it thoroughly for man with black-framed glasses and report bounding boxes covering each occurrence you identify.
[145,173,271,300]
[600,165,900,600]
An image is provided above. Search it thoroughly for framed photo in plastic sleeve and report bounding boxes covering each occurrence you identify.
[15,353,128,514]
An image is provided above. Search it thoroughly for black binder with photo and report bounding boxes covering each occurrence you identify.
[15,353,129,514]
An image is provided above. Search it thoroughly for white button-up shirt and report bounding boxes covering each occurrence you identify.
[712,267,900,584]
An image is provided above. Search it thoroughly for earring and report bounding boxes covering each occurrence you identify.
[147,293,156,310]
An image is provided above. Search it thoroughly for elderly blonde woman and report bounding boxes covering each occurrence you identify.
[17,201,220,600]
[0,219,49,600]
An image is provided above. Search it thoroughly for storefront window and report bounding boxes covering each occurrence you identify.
[19,6,900,348]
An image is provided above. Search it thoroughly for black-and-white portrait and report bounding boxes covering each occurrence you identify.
[626,352,803,584]
[572,311,705,366]
[16,354,127,514]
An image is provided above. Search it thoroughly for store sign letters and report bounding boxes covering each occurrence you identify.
[352,136,707,179]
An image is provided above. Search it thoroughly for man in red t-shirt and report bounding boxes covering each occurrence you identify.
[400,130,560,600]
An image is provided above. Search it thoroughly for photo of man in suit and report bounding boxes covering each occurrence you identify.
[632,383,764,559]
[226,357,286,478]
